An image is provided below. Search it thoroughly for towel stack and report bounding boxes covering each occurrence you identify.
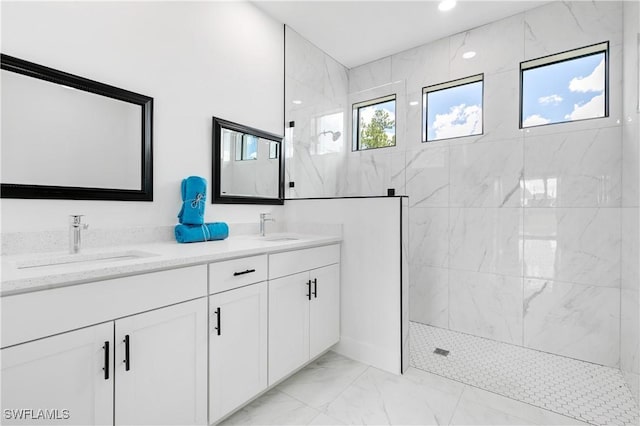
[175,176,229,243]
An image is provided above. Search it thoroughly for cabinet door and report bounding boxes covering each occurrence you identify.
[210,282,267,423]
[309,264,340,359]
[1,322,113,426]
[268,271,310,386]
[115,298,207,426]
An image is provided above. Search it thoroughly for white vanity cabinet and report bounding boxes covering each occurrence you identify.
[115,298,208,426]
[1,266,208,426]
[208,255,268,424]
[268,244,340,386]
[1,322,114,425]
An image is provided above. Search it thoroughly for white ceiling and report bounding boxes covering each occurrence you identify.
[252,0,549,69]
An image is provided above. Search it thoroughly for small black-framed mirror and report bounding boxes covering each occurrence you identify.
[212,117,284,205]
[1,54,153,201]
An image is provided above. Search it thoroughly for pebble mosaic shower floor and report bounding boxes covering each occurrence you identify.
[410,321,640,426]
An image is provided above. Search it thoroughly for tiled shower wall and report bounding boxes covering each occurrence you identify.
[621,0,640,403]
[284,2,636,375]
[284,27,349,198]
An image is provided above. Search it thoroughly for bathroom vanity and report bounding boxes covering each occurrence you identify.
[1,235,341,425]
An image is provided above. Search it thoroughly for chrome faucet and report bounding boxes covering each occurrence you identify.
[259,213,275,237]
[69,215,89,254]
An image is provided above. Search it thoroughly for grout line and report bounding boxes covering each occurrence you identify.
[445,384,466,425]
[277,359,370,417]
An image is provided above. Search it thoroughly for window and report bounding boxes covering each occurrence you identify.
[235,134,258,161]
[520,42,608,128]
[352,95,396,151]
[423,74,483,142]
[269,141,279,159]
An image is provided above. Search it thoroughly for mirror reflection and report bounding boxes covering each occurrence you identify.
[213,117,284,205]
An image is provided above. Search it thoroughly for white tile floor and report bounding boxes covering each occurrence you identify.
[220,351,591,425]
[410,322,640,426]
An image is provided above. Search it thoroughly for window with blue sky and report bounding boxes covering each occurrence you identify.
[352,95,396,151]
[235,134,257,161]
[521,42,608,128]
[423,74,483,142]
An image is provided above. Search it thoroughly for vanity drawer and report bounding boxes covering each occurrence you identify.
[1,265,207,348]
[269,244,340,279]
[209,255,267,294]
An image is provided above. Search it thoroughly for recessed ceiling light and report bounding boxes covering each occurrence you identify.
[292,100,302,105]
[462,51,476,59]
[409,101,419,106]
[438,0,456,12]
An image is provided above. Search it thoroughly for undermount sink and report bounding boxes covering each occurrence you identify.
[14,250,157,270]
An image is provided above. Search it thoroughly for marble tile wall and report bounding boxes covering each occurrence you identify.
[620,0,640,404]
[344,1,625,367]
[284,27,349,199]
[285,1,632,369]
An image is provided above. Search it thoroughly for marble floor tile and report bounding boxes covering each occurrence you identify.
[308,412,345,425]
[220,388,319,426]
[324,366,463,425]
[277,351,369,411]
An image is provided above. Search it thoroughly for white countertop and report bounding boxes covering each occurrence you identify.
[0,234,341,297]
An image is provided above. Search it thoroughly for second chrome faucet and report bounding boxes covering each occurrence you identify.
[259,213,275,237]
[69,215,89,254]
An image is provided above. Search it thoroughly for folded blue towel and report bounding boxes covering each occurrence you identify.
[177,176,207,225]
[175,222,229,244]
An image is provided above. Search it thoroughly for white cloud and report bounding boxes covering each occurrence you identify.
[522,114,551,127]
[564,92,605,121]
[432,104,482,140]
[569,58,605,93]
[538,94,563,105]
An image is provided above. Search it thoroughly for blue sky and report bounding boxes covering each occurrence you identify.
[522,52,605,127]
[426,81,483,141]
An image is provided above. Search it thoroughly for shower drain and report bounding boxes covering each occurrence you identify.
[433,347,450,356]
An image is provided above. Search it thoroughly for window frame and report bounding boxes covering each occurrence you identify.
[422,73,484,143]
[519,41,609,129]
[234,134,258,161]
[352,94,397,152]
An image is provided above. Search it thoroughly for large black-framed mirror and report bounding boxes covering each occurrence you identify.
[1,54,153,201]
[212,117,284,205]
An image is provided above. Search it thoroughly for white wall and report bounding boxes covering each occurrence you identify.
[285,197,407,375]
[1,1,284,233]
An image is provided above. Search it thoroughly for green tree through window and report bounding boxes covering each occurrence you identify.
[359,108,396,149]
[353,95,396,151]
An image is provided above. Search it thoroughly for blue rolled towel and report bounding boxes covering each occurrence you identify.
[177,176,207,225]
[175,222,229,244]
